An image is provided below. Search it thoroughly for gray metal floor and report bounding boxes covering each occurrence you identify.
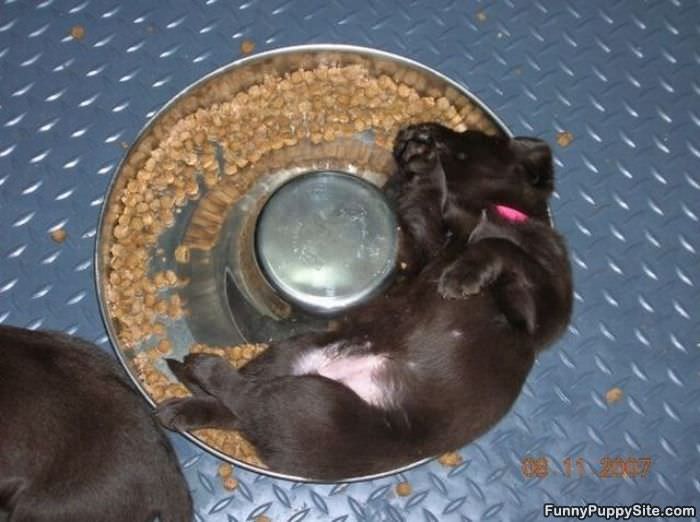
[1,1,698,520]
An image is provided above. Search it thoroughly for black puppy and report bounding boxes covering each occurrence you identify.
[0,326,192,521]
[157,124,573,480]
[389,123,553,276]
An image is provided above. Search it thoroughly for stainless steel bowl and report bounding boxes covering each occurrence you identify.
[256,171,398,314]
[95,44,511,482]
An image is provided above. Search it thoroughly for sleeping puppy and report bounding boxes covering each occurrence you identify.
[389,123,553,277]
[157,124,573,481]
[0,326,192,522]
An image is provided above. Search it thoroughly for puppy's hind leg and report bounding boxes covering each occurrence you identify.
[166,358,208,396]
[172,353,247,398]
[168,354,416,478]
[225,375,410,480]
[157,356,242,432]
[156,396,239,432]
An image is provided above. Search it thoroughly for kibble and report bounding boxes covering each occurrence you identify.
[156,339,171,354]
[218,463,233,478]
[70,25,85,40]
[605,387,624,404]
[240,39,256,55]
[174,244,190,263]
[395,481,412,496]
[556,130,574,147]
[223,477,239,491]
[50,228,67,243]
[438,451,463,467]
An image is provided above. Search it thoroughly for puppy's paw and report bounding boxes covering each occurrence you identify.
[394,124,439,173]
[183,353,225,377]
[181,353,243,396]
[157,396,240,431]
[156,398,204,431]
[437,263,488,300]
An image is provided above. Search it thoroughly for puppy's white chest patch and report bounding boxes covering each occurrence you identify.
[291,348,392,408]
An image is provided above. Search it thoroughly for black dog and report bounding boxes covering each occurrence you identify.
[0,326,192,521]
[157,124,573,480]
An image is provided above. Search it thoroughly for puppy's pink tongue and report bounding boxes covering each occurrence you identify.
[493,204,528,223]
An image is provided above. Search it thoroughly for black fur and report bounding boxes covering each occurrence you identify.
[157,123,573,481]
[0,326,192,521]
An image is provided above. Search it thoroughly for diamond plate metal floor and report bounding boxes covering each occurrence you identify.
[1,1,698,521]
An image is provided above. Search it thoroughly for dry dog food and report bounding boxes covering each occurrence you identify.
[395,481,413,496]
[438,451,464,467]
[218,463,238,491]
[103,64,498,466]
[70,24,85,40]
[556,130,574,147]
[240,39,256,55]
[605,387,624,404]
[218,463,233,478]
[50,228,67,243]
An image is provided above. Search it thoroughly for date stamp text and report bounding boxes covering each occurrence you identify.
[521,456,653,479]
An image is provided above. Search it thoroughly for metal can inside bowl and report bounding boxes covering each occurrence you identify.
[95,44,510,481]
[255,170,399,315]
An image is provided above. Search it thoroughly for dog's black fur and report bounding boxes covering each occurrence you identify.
[0,326,192,521]
[157,124,573,480]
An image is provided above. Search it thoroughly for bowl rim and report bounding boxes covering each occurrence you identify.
[93,43,513,483]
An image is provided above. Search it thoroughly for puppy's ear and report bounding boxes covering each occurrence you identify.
[511,137,554,189]
[496,282,537,335]
[468,209,496,244]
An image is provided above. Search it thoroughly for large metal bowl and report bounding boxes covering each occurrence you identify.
[95,44,511,482]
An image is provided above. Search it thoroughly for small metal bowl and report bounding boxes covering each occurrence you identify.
[95,44,510,482]
[256,171,398,314]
